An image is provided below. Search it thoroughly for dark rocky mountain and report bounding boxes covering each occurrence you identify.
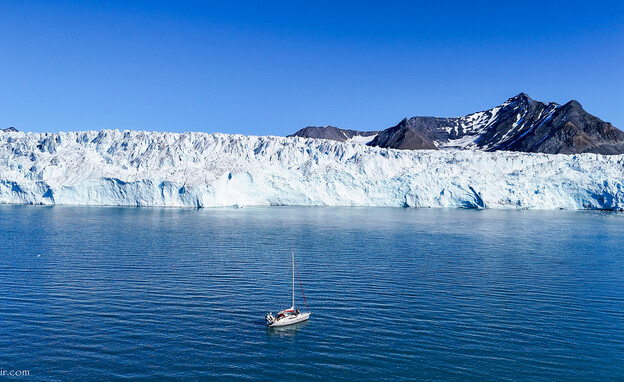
[368,119,438,150]
[2,127,17,132]
[371,93,624,154]
[289,94,624,154]
[288,125,378,142]
[492,97,624,154]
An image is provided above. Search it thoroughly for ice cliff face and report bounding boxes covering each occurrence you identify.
[1,129,623,209]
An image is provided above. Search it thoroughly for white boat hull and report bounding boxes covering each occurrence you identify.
[268,312,311,327]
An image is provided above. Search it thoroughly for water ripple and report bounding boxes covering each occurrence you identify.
[1,206,623,380]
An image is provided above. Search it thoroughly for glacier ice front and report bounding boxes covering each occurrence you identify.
[1,129,623,210]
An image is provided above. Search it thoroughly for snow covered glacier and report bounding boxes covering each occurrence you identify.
[1,129,623,210]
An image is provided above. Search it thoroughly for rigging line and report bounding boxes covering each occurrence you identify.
[294,257,310,312]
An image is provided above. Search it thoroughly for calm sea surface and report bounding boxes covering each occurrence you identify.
[1,206,623,381]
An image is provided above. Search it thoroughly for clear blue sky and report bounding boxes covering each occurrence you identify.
[1,1,623,135]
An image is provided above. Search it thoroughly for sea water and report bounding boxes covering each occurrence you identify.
[1,206,623,381]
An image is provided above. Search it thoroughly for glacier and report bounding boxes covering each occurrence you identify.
[1,129,624,210]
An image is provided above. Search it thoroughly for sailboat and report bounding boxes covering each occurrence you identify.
[265,251,311,327]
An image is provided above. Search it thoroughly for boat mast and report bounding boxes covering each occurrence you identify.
[292,251,295,309]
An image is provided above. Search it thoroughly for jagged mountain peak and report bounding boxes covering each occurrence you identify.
[373,95,624,154]
[560,99,584,111]
[508,92,533,103]
[288,94,624,154]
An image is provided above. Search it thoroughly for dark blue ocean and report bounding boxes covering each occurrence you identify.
[1,206,623,381]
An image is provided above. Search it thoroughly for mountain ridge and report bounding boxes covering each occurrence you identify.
[289,94,624,154]
[288,125,378,142]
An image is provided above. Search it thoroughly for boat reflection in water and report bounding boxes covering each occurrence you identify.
[266,320,309,337]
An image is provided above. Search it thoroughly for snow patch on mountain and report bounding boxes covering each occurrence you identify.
[346,134,377,145]
[1,129,623,209]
